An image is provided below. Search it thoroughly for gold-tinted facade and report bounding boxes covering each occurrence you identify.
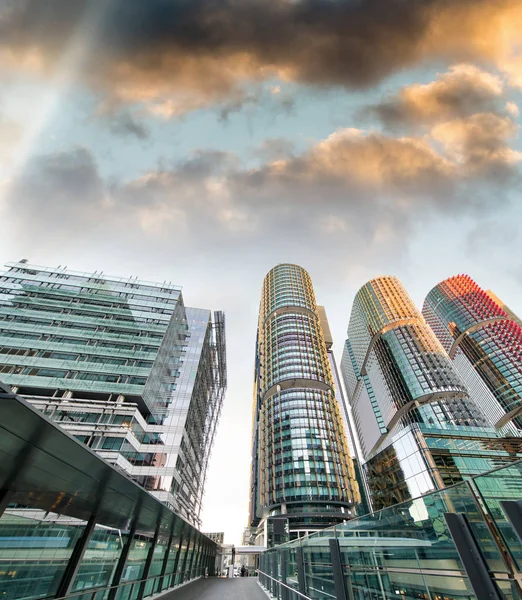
[250,264,359,539]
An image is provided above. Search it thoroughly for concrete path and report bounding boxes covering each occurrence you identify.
[159,577,268,600]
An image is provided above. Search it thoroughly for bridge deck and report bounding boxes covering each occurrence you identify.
[159,577,268,600]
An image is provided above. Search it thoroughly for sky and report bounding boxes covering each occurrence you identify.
[0,0,521,544]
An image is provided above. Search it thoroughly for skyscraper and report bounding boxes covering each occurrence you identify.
[341,276,520,510]
[249,264,359,545]
[0,260,226,526]
[423,275,522,435]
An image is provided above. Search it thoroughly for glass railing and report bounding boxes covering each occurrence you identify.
[259,459,522,600]
[54,568,207,600]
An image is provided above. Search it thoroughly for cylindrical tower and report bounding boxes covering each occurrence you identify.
[423,275,522,432]
[341,276,510,510]
[345,276,488,460]
[252,264,359,541]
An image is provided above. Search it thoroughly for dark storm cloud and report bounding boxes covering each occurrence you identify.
[0,0,433,85]
[1,0,521,114]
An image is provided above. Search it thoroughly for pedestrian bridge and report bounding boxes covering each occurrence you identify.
[2,385,522,600]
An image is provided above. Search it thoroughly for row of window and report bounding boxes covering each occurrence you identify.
[0,364,147,385]
[0,316,164,340]
[0,306,166,333]
[0,347,153,367]
[0,330,160,353]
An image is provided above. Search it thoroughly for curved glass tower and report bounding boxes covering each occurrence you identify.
[340,276,518,510]
[343,276,488,458]
[249,264,359,544]
[423,274,522,433]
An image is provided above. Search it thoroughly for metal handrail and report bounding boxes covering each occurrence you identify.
[55,567,205,600]
[258,569,313,600]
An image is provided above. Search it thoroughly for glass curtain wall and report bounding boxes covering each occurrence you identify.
[251,264,360,544]
[341,276,522,511]
[423,275,522,434]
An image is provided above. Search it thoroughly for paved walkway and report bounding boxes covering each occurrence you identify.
[159,577,268,600]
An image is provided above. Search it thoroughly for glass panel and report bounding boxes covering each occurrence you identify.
[189,537,200,579]
[175,532,191,585]
[273,469,522,600]
[114,581,133,600]
[472,461,522,570]
[164,523,183,577]
[284,545,300,595]
[148,535,167,579]
[0,509,84,600]
[122,535,152,582]
[72,525,125,592]
[300,536,335,600]
[142,578,154,598]
[336,481,508,578]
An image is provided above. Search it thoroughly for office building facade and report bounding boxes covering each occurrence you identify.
[341,276,520,510]
[249,264,360,544]
[0,260,226,526]
[423,274,522,435]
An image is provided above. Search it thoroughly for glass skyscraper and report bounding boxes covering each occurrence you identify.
[0,260,226,526]
[341,276,521,510]
[423,274,522,435]
[249,264,360,545]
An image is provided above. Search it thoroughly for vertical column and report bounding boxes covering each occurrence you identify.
[187,533,198,580]
[296,547,306,597]
[280,550,288,600]
[171,524,186,586]
[271,552,279,599]
[200,541,208,576]
[204,545,212,577]
[200,544,208,577]
[138,517,162,600]
[108,517,138,600]
[179,528,193,584]
[203,544,211,576]
[193,537,203,578]
[159,520,175,591]
[501,501,522,545]
[444,513,502,600]
[54,515,97,599]
[329,538,352,600]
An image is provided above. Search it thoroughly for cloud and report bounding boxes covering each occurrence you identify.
[6,147,107,224]
[106,111,149,139]
[0,114,23,167]
[216,86,295,122]
[4,107,519,261]
[1,0,521,116]
[506,102,520,117]
[430,113,522,175]
[252,138,296,161]
[365,64,512,129]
